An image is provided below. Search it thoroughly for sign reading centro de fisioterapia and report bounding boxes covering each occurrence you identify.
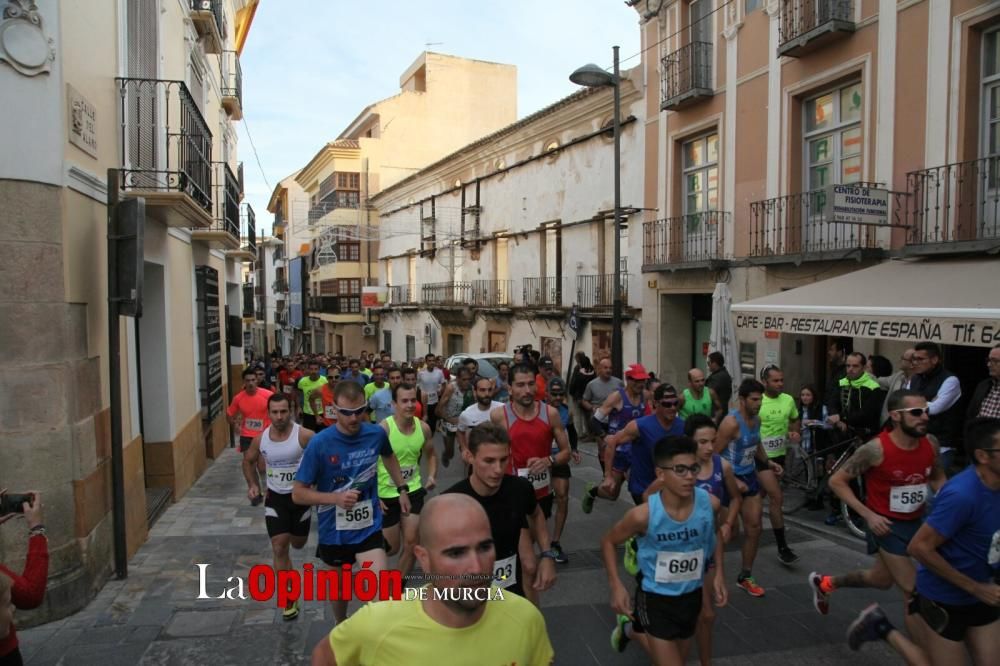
[736,314,1000,347]
[824,184,889,226]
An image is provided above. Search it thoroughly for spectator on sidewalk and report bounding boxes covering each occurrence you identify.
[705,351,733,414]
[0,491,48,666]
[966,344,1000,420]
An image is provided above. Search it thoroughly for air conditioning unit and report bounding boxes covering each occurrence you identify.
[361,324,376,337]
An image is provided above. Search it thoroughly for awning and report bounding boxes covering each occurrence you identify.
[732,258,1000,347]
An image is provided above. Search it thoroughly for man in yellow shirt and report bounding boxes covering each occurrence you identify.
[310,494,555,665]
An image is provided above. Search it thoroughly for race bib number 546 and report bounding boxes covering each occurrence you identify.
[518,467,550,492]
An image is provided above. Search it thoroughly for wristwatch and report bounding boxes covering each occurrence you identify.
[548,454,556,466]
[396,483,410,494]
[539,550,559,560]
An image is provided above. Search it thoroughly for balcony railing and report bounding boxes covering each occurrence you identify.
[468,279,514,307]
[188,0,223,53]
[312,296,362,315]
[906,156,1000,248]
[422,282,470,306]
[117,78,213,221]
[274,311,287,326]
[577,274,629,310]
[643,211,729,269]
[390,284,417,305]
[748,184,888,258]
[201,162,239,238]
[237,162,244,200]
[272,279,288,293]
[661,41,713,110]
[307,193,361,224]
[275,300,286,313]
[221,51,243,120]
[522,277,564,308]
[778,0,855,57]
[241,202,256,255]
[273,244,284,263]
[241,282,254,317]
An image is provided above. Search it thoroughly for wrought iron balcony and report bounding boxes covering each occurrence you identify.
[117,78,213,228]
[188,0,223,54]
[274,311,287,326]
[233,203,256,261]
[311,296,362,315]
[748,184,889,260]
[422,282,471,306]
[389,285,417,306]
[778,0,855,58]
[272,279,288,293]
[576,274,629,310]
[275,300,285,313]
[307,193,361,224]
[661,41,713,110]
[469,280,514,308]
[905,156,1000,253]
[643,211,729,270]
[522,277,564,308]
[237,162,244,200]
[192,162,239,248]
[221,51,243,120]
[241,282,254,317]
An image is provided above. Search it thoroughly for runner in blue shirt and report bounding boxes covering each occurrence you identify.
[292,380,411,625]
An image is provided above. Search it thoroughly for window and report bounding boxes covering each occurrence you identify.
[803,81,863,190]
[331,226,360,262]
[690,0,712,45]
[681,132,720,258]
[983,29,1000,164]
[745,0,760,13]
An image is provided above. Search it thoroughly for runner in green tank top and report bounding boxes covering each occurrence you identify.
[757,365,802,566]
[378,383,436,578]
[679,368,723,421]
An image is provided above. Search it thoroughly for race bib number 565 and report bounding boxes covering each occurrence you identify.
[336,500,373,530]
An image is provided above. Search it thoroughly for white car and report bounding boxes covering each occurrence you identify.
[445,353,513,380]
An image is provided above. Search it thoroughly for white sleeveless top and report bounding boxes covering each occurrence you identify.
[260,423,304,494]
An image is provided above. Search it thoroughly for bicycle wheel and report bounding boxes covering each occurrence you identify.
[780,444,813,514]
[841,476,867,540]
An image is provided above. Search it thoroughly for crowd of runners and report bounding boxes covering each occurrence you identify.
[223,342,1000,665]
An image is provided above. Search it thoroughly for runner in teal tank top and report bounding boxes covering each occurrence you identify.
[600,435,727,663]
[378,383,436,578]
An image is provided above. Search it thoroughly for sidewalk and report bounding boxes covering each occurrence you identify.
[18,439,901,665]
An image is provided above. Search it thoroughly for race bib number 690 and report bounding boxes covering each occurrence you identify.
[654,551,703,584]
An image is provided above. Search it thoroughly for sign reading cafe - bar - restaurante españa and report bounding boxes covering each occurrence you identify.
[735,312,1000,347]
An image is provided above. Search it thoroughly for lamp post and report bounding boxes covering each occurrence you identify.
[570,46,623,378]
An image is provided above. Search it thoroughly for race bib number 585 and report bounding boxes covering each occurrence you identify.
[336,500,373,530]
[890,484,927,514]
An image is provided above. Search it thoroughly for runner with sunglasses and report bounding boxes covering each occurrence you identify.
[292,380,412,625]
[809,390,946,640]
[602,435,727,663]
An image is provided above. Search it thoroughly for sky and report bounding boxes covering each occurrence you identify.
[235,0,642,232]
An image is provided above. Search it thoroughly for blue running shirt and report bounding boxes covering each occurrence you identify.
[638,487,716,596]
[295,421,394,545]
[724,409,761,476]
[629,415,685,496]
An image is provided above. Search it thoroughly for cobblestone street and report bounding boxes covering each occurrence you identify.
[18,438,901,665]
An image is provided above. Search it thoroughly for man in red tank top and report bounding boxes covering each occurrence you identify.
[490,363,571,605]
[808,390,946,633]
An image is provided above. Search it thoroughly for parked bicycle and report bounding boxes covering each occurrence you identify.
[779,427,867,539]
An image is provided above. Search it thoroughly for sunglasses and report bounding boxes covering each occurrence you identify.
[659,399,680,408]
[549,392,565,397]
[892,407,930,418]
[336,405,369,417]
[657,463,702,477]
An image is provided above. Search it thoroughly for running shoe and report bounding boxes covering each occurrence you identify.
[550,541,569,564]
[847,603,891,651]
[250,493,264,507]
[623,537,639,577]
[282,598,300,621]
[777,546,800,565]
[610,614,631,653]
[737,574,765,597]
[581,484,595,514]
[824,513,842,526]
[808,572,830,615]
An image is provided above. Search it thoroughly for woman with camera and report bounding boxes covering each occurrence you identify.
[0,491,48,666]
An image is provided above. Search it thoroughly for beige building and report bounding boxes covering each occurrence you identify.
[634,0,1000,393]
[270,52,519,356]
[372,77,645,368]
[0,0,257,620]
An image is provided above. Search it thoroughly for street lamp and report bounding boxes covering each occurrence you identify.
[570,46,623,379]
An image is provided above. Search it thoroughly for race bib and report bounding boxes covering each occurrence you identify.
[988,530,999,567]
[738,447,756,468]
[283,385,292,394]
[426,391,439,404]
[335,500,374,530]
[518,467,550,492]
[890,483,928,514]
[324,405,337,420]
[267,464,298,492]
[654,551,704,584]
[493,554,517,589]
[245,418,264,432]
[400,465,416,482]
[762,436,786,453]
